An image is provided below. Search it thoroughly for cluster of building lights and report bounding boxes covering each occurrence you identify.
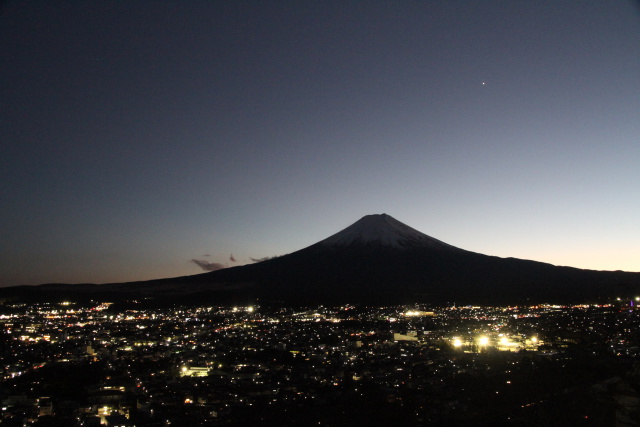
[451,334,539,351]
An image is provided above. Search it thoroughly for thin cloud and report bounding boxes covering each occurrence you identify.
[191,259,226,271]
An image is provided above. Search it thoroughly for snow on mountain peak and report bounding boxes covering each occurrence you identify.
[318,214,462,251]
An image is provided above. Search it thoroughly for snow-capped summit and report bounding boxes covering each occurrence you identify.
[317,213,462,251]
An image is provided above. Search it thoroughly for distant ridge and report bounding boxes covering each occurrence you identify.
[2,214,639,306]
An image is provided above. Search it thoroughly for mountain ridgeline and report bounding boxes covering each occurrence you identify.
[3,214,639,306]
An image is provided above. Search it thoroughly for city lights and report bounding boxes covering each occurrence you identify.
[0,299,634,424]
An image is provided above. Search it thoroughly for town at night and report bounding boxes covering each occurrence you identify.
[1,299,639,426]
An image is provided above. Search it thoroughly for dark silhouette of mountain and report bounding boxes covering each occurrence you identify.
[2,214,639,305]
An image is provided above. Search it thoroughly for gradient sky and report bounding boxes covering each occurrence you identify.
[1,1,639,286]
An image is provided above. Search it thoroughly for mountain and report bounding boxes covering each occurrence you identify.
[2,214,639,306]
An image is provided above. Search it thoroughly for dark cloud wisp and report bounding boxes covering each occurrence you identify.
[250,255,280,263]
[191,259,227,271]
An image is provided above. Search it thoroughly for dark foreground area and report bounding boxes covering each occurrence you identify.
[1,300,639,426]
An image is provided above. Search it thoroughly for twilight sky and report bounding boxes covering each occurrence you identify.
[1,1,639,286]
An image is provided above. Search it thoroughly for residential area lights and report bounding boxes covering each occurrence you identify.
[0,299,638,425]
